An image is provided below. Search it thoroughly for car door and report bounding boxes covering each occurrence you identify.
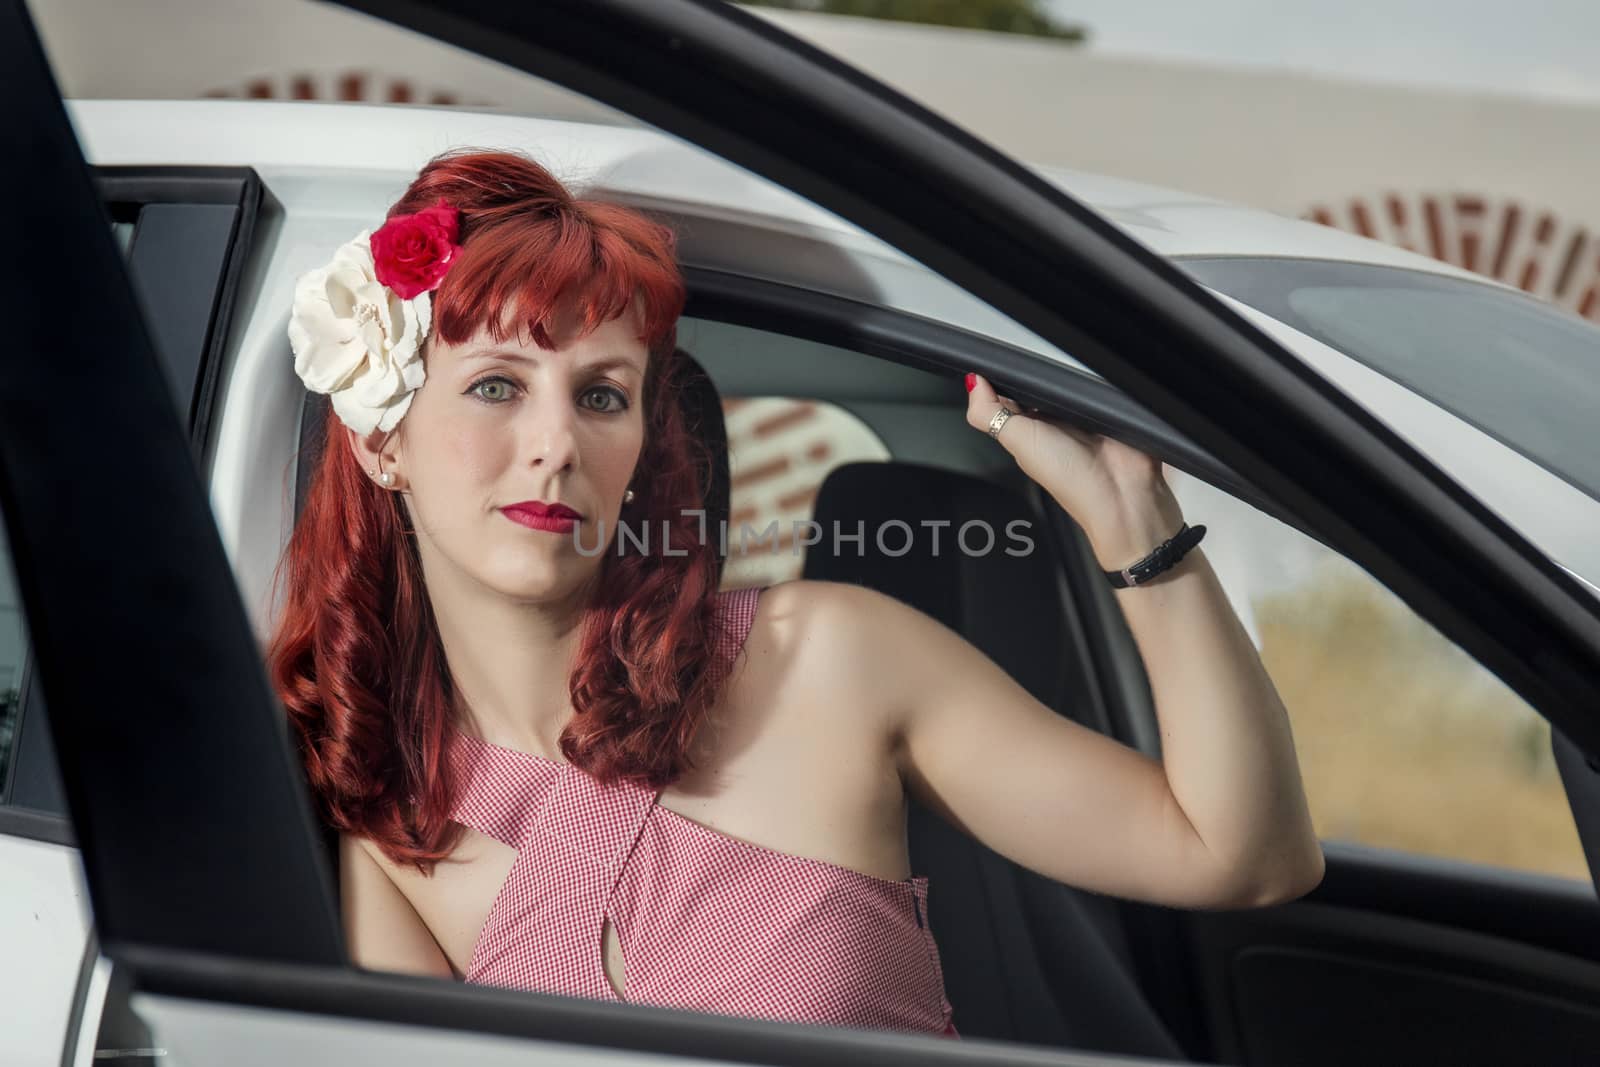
[0,141,263,1065]
[1006,283,1600,1064]
[8,2,1600,1067]
[1041,430,1600,1065]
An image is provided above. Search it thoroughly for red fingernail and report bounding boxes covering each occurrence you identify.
[964,372,976,393]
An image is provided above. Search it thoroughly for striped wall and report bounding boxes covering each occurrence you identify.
[720,398,891,590]
[200,71,491,108]
[1305,194,1600,320]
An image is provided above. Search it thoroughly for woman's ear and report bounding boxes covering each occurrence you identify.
[344,425,404,489]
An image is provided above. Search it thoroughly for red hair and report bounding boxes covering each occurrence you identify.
[268,150,723,873]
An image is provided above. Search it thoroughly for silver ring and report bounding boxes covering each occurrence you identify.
[986,406,1015,438]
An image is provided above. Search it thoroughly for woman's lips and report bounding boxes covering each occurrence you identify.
[501,503,580,533]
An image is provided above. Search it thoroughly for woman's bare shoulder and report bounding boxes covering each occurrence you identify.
[744,578,914,648]
[344,831,420,892]
[735,579,863,665]
[343,828,435,891]
[732,578,908,723]
[739,577,886,628]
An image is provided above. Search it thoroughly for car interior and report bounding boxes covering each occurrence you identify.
[290,315,1202,1060]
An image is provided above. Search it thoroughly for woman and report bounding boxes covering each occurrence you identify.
[269,149,1323,1040]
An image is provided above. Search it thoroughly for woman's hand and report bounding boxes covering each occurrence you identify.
[963,371,1186,570]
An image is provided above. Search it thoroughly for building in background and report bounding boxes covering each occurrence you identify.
[29,0,1600,322]
[755,10,1600,323]
[28,0,1600,595]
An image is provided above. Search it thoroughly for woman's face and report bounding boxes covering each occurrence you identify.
[385,306,649,604]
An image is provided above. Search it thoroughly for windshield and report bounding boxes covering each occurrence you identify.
[1180,257,1600,501]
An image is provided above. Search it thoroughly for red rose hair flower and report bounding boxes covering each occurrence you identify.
[370,198,462,299]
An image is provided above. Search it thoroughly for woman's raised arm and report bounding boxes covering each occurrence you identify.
[801,374,1324,910]
[823,577,1318,909]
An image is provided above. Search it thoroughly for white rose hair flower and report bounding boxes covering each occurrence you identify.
[287,200,463,435]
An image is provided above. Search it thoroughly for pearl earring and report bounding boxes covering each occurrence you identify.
[623,488,635,504]
[379,472,396,488]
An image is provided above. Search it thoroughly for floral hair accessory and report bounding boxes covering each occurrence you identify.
[371,200,462,299]
[287,199,463,435]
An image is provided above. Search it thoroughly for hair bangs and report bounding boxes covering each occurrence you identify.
[429,200,683,352]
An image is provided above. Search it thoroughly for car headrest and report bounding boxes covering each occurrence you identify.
[800,460,1067,707]
[293,348,732,580]
[667,350,731,581]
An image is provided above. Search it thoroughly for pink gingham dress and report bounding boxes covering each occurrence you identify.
[446,584,958,1039]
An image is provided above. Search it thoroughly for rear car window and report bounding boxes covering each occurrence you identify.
[1180,257,1600,502]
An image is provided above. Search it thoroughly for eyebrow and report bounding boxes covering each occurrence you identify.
[462,348,644,375]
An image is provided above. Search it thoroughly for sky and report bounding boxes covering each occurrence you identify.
[1044,0,1600,104]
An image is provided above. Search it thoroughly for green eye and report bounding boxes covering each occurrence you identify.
[471,378,514,402]
[582,386,629,413]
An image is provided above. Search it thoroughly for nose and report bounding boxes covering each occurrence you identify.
[526,380,578,473]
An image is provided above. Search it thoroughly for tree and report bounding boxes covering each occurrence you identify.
[737,0,1087,42]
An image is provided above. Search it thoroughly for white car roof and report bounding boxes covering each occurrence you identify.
[68,99,1496,334]
[1040,168,1498,285]
[67,99,1600,601]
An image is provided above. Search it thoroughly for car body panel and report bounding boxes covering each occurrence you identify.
[1028,164,1503,286]
[65,99,1505,375]
[124,993,1160,1067]
[0,836,91,1067]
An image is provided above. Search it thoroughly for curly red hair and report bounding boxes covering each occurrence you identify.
[268,149,724,873]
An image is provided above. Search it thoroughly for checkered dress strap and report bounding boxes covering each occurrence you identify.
[708,584,763,689]
[447,730,559,847]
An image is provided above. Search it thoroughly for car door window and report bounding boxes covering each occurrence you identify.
[65,0,1582,913]
[1182,257,1600,504]
[696,305,1592,883]
[0,176,259,813]
[1165,467,1589,881]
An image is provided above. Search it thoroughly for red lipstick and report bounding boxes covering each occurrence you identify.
[501,500,582,534]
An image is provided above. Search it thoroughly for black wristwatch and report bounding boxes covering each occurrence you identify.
[1104,523,1206,588]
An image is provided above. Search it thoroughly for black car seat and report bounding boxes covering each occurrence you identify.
[800,460,1188,1059]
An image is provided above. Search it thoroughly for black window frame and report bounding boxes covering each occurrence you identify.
[97,165,264,452]
[0,165,262,835]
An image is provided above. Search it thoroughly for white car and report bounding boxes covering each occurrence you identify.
[5,2,1600,1066]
